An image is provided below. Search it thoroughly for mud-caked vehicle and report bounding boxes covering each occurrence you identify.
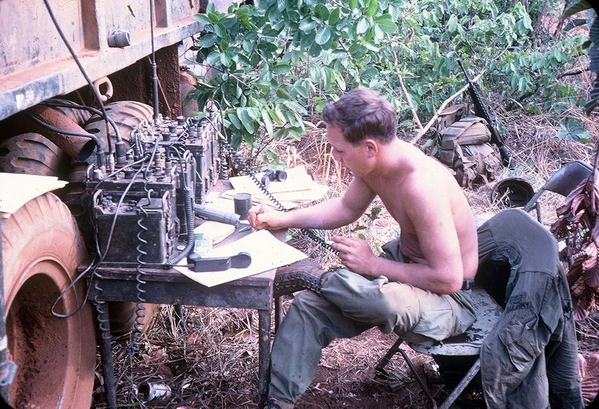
[0,0,233,406]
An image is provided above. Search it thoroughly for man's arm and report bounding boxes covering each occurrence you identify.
[332,178,466,294]
[248,177,376,231]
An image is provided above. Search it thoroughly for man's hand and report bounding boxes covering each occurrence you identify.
[330,235,378,277]
[248,204,285,230]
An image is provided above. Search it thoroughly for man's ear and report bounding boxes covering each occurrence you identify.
[364,139,377,157]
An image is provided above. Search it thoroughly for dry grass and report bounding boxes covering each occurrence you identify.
[92,109,599,408]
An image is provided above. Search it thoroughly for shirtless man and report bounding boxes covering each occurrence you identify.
[248,87,479,409]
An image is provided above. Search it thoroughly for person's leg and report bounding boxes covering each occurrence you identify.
[269,268,476,405]
[321,269,420,333]
[321,269,476,341]
[268,290,373,404]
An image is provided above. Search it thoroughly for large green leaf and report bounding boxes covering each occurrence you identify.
[206,50,222,66]
[227,111,242,130]
[261,109,274,136]
[194,14,212,25]
[199,33,218,48]
[356,17,370,34]
[268,107,286,125]
[299,19,318,32]
[314,3,330,21]
[272,63,292,74]
[315,26,332,45]
[329,7,341,25]
[237,108,256,134]
[375,18,398,33]
[365,0,378,17]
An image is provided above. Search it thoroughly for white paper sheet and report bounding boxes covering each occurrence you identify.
[175,229,307,287]
[227,166,329,208]
[0,174,67,218]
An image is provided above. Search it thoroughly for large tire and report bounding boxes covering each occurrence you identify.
[84,100,154,148]
[1,193,96,408]
[0,132,69,178]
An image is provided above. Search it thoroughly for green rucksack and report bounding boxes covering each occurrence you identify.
[434,104,503,188]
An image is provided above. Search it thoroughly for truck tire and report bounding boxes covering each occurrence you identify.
[1,192,95,408]
[0,132,68,178]
[84,100,154,148]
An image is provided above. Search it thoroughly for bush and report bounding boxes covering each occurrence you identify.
[188,0,588,155]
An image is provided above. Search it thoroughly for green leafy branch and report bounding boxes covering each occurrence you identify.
[188,0,587,156]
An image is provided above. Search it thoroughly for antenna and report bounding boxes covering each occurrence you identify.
[150,0,160,121]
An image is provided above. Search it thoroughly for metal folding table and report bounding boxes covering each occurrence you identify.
[87,229,280,408]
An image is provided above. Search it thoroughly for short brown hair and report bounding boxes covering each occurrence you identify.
[322,88,397,145]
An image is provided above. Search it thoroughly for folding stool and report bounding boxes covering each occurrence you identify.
[375,284,503,409]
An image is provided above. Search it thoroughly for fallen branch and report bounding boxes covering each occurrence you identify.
[410,80,476,145]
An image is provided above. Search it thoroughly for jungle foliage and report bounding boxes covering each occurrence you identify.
[561,0,598,114]
[188,0,589,154]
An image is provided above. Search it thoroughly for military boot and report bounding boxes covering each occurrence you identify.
[273,259,331,298]
[264,396,294,409]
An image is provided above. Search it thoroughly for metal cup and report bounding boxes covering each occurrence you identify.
[233,192,252,220]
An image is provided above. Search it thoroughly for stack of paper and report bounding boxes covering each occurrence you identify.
[227,166,329,208]
[0,174,67,218]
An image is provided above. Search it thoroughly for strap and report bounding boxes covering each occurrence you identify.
[461,279,475,291]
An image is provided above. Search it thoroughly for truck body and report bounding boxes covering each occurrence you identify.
[0,0,233,406]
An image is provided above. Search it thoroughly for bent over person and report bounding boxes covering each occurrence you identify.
[247,87,479,409]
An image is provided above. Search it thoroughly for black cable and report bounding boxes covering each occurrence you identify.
[41,100,124,144]
[150,0,160,121]
[168,146,198,265]
[50,256,97,319]
[203,101,337,254]
[219,137,337,254]
[127,182,153,354]
[42,0,112,165]
[23,111,103,152]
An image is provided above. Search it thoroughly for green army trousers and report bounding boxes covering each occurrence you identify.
[268,267,477,404]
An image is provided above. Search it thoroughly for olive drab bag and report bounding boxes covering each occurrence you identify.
[435,104,502,188]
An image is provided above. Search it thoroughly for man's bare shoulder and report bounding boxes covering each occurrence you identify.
[403,156,457,195]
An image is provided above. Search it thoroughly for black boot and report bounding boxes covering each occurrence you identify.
[273,259,331,297]
[264,396,294,409]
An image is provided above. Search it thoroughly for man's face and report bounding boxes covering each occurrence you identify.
[326,125,368,175]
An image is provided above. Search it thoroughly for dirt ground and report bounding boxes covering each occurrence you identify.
[289,328,487,409]
[90,299,599,409]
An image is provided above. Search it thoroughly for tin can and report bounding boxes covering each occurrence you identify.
[138,382,172,401]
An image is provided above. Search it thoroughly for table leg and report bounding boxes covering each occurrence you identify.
[258,308,272,407]
[274,297,282,332]
[93,299,117,409]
